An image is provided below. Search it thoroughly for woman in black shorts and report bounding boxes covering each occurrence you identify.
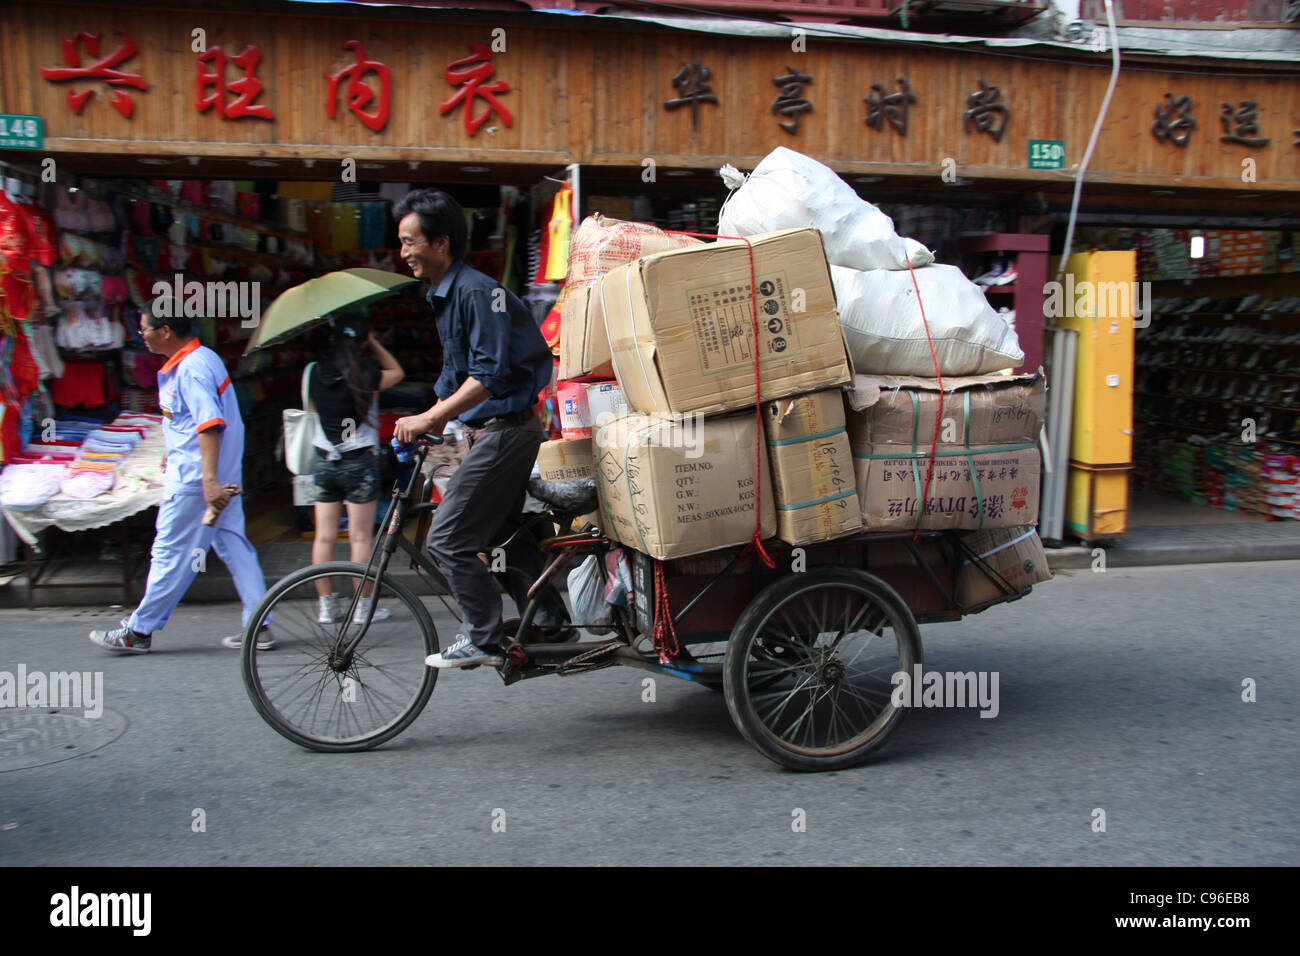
[309,310,404,624]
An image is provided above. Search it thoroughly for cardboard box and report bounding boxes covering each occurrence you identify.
[853,442,1041,531]
[558,283,615,382]
[558,215,701,382]
[557,381,627,440]
[764,390,861,545]
[593,412,776,560]
[536,438,600,530]
[847,372,1046,448]
[601,227,851,416]
[956,526,1052,608]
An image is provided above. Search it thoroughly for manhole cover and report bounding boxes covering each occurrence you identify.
[0,708,127,772]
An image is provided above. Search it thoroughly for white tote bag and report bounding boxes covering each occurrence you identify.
[282,362,318,476]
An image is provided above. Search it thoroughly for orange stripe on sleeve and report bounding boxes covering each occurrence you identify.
[218,376,232,395]
[196,417,227,433]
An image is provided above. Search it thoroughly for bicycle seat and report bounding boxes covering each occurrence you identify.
[527,477,599,517]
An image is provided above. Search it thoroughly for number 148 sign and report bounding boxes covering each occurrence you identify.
[0,114,43,149]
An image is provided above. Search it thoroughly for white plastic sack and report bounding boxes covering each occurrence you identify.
[719,148,933,271]
[831,264,1024,376]
[567,554,614,627]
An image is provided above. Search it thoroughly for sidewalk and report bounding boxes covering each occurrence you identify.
[1045,520,1300,569]
[3,520,1298,608]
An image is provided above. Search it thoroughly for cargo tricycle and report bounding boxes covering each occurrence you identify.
[239,434,1033,772]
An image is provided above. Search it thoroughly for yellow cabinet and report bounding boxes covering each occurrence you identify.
[1050,251,1136,541]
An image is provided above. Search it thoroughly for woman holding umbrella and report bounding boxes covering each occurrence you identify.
[308,308,404,624]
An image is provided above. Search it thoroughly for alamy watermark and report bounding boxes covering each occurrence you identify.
[594,411,706,459]
[0,665,103,718]
[1043,276,1151,328]
[151,273,262,328]
[891,664,999,718]
[49,886,150,936]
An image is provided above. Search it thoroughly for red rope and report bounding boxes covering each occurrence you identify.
[652,558,681,664]
[904,258,943,540]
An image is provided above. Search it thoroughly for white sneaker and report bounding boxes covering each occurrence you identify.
[221,624,275,650]
[352,597,390,625]
[318,593,341,624]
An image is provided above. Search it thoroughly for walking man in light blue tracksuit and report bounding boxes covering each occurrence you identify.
[89,305,270,653]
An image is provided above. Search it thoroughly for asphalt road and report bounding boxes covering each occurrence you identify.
[1,560,1295,866]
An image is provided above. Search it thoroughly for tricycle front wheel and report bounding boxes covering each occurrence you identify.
[723,568,923,772]
[241,561,439,752]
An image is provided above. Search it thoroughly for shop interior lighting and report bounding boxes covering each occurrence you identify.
[360,162,385,170]
[137,157,174,166]
[854,176,884,184]
[663,169,693,177]
[1190,233,1205,259]
[461,166,490,173]
[1151,189,1176,196]
[248,160,278,167]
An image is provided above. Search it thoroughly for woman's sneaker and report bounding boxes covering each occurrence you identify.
[221,624,276,650]
[317,594,341,624]
[352,597,390,625]
[89,621,151,654]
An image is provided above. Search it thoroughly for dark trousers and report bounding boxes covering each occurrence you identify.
[426,416,569,648]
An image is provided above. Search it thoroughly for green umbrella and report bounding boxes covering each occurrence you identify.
[244,267,418,353]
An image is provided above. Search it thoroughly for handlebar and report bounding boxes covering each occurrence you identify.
[390,433,443,464]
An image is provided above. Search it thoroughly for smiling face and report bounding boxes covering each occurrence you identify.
[398,211,452,285]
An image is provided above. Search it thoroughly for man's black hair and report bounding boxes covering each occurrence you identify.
[146,299,194,339]
[393,188,467,259]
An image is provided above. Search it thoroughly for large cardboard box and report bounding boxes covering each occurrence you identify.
[601,227,851,416]
[956,526,1052,608]
[536,438,600,530]
[847,372,1046,448]
[558,283,614,382]
[853,442,1041,531]
[594,412,776,560]
[764,390,861,545]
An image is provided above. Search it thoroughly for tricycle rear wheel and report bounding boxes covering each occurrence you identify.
[723,568,922,772]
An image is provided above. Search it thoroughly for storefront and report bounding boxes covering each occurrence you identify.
[2,0,1298,586]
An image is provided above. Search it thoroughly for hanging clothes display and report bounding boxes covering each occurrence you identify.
[544,185,573,282]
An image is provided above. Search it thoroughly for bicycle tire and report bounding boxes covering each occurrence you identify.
[241,560,439,752]
[724,568,923,772]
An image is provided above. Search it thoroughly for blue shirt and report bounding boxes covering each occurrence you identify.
[427,260,553,422]
[156,339,244,495]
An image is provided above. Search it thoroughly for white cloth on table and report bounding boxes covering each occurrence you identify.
[60,470,116,500]
[0,463,69,510]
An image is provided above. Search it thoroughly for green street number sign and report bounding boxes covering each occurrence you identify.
[0,114,44,150]
[1029,140,1065,170]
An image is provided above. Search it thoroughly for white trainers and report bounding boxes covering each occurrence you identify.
[221,624,276,650]
[317,593,341,624]
[425,635,503,669]
[352,597,390,625]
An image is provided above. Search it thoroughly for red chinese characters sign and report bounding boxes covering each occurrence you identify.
[325,41,391,132]
[196,44,274,120]
[439,42,513,136]
[39,30,147,117]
